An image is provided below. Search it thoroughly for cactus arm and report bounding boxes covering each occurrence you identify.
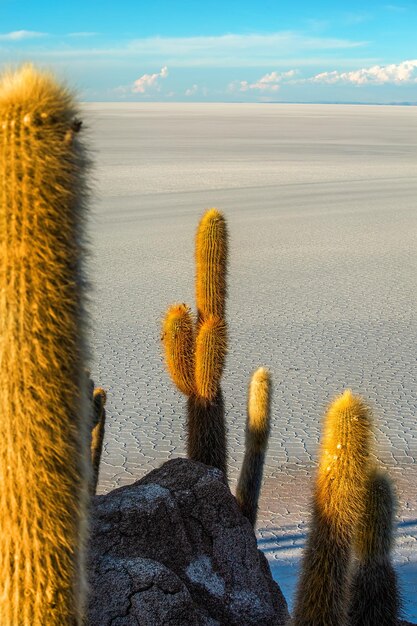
[347,469,401,626]
[292,390,372,626]
[90,388,107,496]
[0,65,91,625]
[161,303,195,396]
[194,315,227,401]
[236,367,271,526]
[195,208,228,323]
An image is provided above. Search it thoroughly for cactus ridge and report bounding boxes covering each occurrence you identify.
[162,303,195,396]
[236,367,271,526]
[195,208,228,322]
[195,315,227,401]
[316,389,372,532]
[293,390,373,626]
[247,366,271,452]
[0,65,91,624]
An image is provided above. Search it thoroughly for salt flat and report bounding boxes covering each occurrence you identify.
[83,103,417,618]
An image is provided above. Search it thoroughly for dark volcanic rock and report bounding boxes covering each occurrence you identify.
[86,458,289,625]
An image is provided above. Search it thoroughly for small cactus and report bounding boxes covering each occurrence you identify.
[0,65,90,624]
[347,468,401,626]
[162,209,228,476]
[292,390,372,626]
[90,387,107,496]
[236,367,271,526]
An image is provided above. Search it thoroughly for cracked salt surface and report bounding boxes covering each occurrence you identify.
[86,103,417,621]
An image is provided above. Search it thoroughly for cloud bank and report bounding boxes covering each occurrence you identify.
[236,69,297,92]
[310,59,417,85]
[132,66,168,93]
[0,30,46,41]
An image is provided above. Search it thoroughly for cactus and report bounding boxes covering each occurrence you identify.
[236,367,271,526]
[347,468,401,625]
[292,390,372,626]
[195,207,228,323]
[162,209,228,476]
[162,304,195,396]
[0,65,91,624]
[90,387,107,496]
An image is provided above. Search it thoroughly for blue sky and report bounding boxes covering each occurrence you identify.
[1,1,417,102]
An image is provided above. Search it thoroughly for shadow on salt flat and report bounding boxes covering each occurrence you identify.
[258,522,417,621]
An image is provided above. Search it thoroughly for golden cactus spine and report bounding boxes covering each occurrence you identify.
[236,367,271,526]
[293,390,372,626]
[0,66,91,625]
[347,468,401,625]
[162,209,228,476]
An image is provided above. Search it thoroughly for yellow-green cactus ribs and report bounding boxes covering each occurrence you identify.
[293,390,372,626]
[236,367,271,526]
[194,315,227,402]
[0,65,91,625]
[195,208,228,323]
[161,303,195,396]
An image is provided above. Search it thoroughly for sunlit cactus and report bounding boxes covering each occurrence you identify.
[347,468,401,626]
[162,209,229,476]
[0,65,91,625]
[292,390,372,626]
[162,303,195,396]
[195,208,228,323]
[236,367,271,526]
[194,315,227,401]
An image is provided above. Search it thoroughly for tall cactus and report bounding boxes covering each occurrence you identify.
[0,65,91,625]
[162,209,228,476]
[236,367,271,527]
[292,390,372,626]
[347,468,401,625]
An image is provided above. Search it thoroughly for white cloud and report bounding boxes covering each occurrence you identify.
[230,69,297,93]
[132,66,168,93]
[0,30,46,41]
[185,84,198,96]
[310,59,417,85]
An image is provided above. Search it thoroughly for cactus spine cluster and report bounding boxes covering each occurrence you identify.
[293,390,372,626]
[162,209,228,476]
[347,468,400,625]
[236,367,271,526]
[0,65,91,625]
